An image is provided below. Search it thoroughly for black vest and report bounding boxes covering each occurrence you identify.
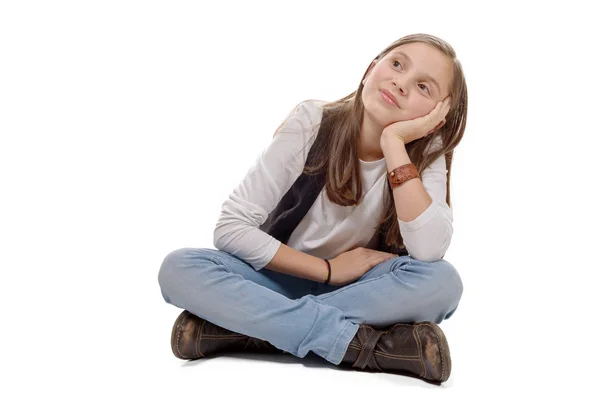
[258,111,408,257]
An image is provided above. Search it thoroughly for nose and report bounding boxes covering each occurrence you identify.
[392,80,406,96]
[392,74,411,96]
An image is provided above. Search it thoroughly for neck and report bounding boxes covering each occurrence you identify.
[358,109,385,162]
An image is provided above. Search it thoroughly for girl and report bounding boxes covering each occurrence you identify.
[158,33,468,384]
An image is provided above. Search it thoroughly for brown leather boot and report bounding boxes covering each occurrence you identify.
[170,310,285,360]
[341,322,452,383]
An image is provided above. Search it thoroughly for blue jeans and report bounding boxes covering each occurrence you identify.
[158,248,463,365]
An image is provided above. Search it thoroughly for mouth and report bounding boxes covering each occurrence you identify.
[380,89,399,108]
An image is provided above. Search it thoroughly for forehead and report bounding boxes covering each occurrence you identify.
[388,42,447,64]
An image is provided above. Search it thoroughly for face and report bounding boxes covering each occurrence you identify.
[361,42,453,126]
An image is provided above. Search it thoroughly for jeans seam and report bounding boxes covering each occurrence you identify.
[392,256,413,275]
[400,255,413,270]
[210,255,234,274]
[326,320,356,363]
[317,256,411,301]
[317,273,391,301]
[296,303,322,356]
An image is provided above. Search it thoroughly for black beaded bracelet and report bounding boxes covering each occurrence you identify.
[324,259,331,285]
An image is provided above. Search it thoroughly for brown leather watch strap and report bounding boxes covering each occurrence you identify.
[387,163,419,188]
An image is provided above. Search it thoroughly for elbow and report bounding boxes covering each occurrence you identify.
[408,248,447,263]
[407,242,449,262]
[213,216,235,252]
[212,232,223,251]
[212,216,263,256]
[213,222,233,252]
[404,222,453,263]
[213,223,222,249]
[213,200,267,252]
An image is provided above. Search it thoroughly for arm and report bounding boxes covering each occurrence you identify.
[380,135,453,262]
[213,101,327,275]
[265,243,329,282]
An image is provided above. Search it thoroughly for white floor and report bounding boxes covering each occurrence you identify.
[5,275,590,399]
[132,306,469,398]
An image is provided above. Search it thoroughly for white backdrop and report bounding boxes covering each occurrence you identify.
[2,0,599,398]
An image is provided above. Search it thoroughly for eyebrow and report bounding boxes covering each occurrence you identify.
[392,50,442,95]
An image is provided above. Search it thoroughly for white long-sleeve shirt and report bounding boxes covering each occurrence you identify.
[213,100,453,270]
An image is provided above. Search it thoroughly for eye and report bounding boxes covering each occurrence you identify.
[392,60,403,69]
[393,60,430,95]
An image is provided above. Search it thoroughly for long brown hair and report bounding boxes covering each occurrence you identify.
[281,34,468,252]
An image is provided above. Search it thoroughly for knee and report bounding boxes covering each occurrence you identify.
[400,257,463,322]
[430,259,463,312]
[157,248,214,301]
[158,248,187,300]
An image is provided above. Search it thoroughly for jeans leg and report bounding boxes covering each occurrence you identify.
[158,247,359,364]
[308,255,463,363]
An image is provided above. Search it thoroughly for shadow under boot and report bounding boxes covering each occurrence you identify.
[170,310,285,360]
[340,322,452,384]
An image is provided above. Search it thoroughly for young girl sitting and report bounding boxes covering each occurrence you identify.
[159,32,468,384]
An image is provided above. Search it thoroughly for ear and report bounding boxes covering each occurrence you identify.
[362,60,378,85]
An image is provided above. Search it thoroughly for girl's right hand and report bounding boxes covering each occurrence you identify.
[328,247,399,286]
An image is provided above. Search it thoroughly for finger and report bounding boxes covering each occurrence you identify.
[371,255,393,268]
[427,108,445,130]
[366,253,388,265]
[367,253,394,266]
[442,107,450,119]
[441,99,451,114]
[371,249,397,257]
[436,98,450,113]
[426,118,446,135]
[422,103,442,129]
[444,97,450,116]
[419,101,445,123]
[379,252,398,261]
[426,101,443,116]
[435,101,451,123]
[434,100,449,118]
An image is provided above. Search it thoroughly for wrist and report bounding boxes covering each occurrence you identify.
[381,138,411,169]
[380,130,406,150]
[323,258,332,284]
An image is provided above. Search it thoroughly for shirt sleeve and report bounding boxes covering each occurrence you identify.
[398,149,454,262]
[213,100,322,270]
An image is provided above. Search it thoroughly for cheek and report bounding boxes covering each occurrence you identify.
[362,79,381,106]
[365,67,387,88]
[405,98,434,119]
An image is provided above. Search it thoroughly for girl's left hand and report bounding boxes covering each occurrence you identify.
[380,97,451,147]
